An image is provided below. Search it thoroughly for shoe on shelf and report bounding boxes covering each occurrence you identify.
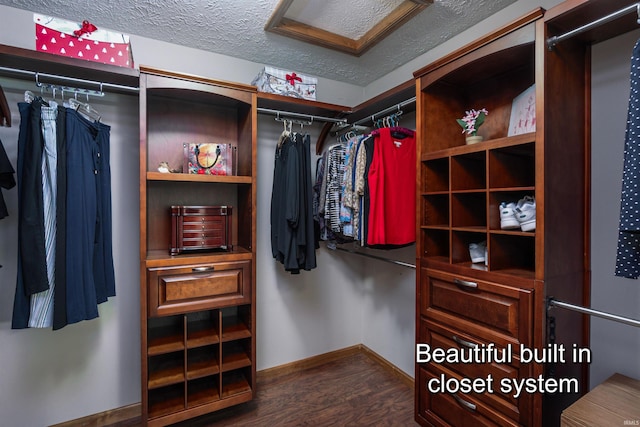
[469,241,487,263]
[499,202,519,230]
[515,196,536,231]
[484,245,488,267]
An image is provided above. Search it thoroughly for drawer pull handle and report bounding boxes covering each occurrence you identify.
[454,278,478,289]
[192,266,215,273]
[452,393,477,412]
[452,335,477,349]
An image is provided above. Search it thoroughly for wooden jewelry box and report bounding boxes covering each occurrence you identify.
[170,205,232,255]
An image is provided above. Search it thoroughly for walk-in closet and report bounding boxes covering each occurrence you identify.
[0,1,638,426]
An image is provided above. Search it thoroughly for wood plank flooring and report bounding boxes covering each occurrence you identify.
[134,349,417,427]
[102,348,416,427]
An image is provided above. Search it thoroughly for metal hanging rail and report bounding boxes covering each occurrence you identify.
[547,3,640,49]
[351,96,416,127]
[0,66,139,94]
[330,246,416,269]
[257,107,348,125]
[548,297,640,328]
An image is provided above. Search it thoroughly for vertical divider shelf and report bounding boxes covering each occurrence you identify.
[140,66,257,426]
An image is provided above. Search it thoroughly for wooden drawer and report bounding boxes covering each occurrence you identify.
[420,268,533,350]
[148,260,251,317]
[417,365,519,427]
[419,318,533,423]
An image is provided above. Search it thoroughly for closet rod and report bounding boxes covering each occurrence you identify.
[351,96,416,126]
[548,297,640,328]
[331,246,416,269]
[546,3,640,49]
[257,107,347,125]
[0,66,139,93]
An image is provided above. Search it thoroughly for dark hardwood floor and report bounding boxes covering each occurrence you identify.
[102,346,418,427]
[117,349,417,427]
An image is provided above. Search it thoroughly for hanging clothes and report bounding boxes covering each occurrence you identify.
[367,127,416,246]
[0,137,15,220]
[616,38,640,279]
[314,119,416,249]
[342,134,367,240]
[18,99,49,295]
[271,130,317,274]
[323,144,347,240]
[28,100,59,328]
[0,85,10,127]
[65,108,116,323]
[12,96,116,329]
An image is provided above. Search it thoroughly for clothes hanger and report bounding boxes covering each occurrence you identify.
[69,97,102,122]
[387,110,414,139]
[276,115,290,148]
[33,73,50,106]
[24,90,35,104]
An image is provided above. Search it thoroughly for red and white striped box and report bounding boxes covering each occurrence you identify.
[34,14,134,68]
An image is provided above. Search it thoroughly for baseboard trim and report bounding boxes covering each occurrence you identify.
[359,344,415,389]
[256,344,363,380]
[51,344,414,426]
[49,402,141,427]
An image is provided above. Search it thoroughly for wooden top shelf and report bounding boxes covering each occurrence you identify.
[0,43,139,94]
[257,92,350,118]
[147,171,252,184]
[422,132,535,160]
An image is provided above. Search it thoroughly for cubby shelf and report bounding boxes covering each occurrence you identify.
[418,130,537,271]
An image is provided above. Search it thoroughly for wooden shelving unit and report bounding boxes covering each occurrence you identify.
[139,65,257,426]
[414,8,590,426]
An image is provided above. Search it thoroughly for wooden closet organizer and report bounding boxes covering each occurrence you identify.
[414,0,640,425]
[0,41,416,426]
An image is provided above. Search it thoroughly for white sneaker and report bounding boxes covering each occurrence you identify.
[469,241,487,263]
[499,202,519,229]
[484,245,488,267]
[515,196,536,231]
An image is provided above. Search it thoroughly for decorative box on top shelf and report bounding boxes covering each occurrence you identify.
[251,66,317,101]
[34,14,133,68]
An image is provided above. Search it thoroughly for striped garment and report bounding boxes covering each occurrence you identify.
[29,102,58,328]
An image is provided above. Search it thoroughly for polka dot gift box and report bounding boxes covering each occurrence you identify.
[34,14,133,68]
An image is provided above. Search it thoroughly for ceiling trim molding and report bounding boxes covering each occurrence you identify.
[265,0,432,57]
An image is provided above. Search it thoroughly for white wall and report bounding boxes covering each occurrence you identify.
[255,119,365,370]
[590,29,640,387]
[0,77,141,427]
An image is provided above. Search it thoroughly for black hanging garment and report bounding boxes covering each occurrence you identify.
[616,38,640,279]
[0,137,15,220]
[271,132,317,274]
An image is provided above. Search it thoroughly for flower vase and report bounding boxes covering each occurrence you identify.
[465,135,484,145]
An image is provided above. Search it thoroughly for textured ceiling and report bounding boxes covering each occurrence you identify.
[284,0,406,39]
[0,0,516,86]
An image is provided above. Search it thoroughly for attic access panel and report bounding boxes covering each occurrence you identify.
[265,0,432,57]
